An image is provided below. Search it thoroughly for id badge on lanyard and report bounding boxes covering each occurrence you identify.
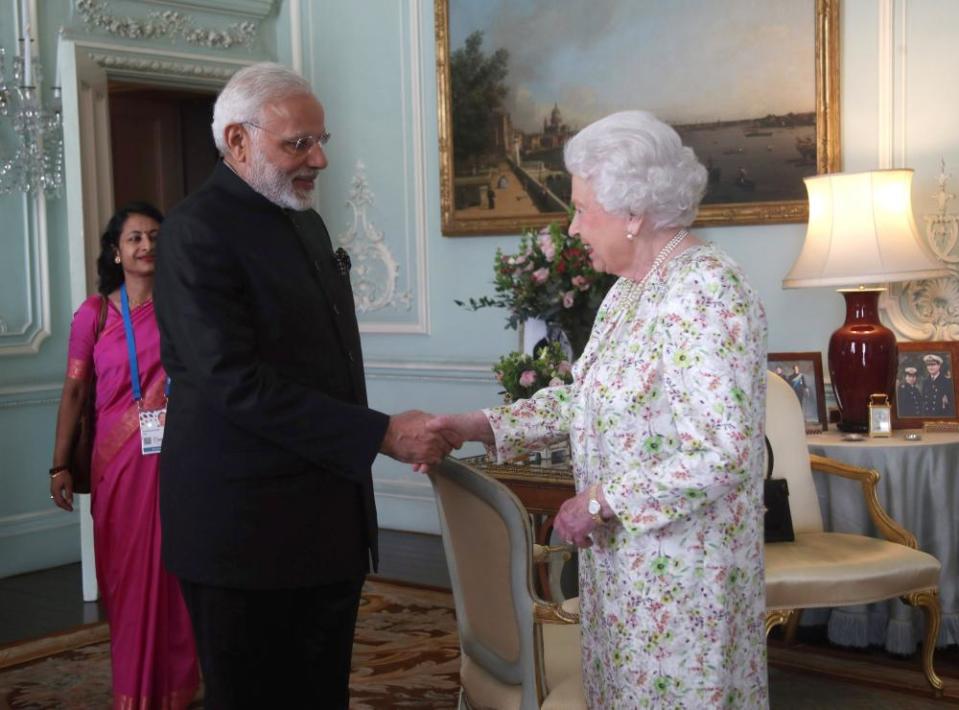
[121,285,169,456]
[138,405,166,455]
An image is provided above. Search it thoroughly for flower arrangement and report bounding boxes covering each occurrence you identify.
[493,342,573,402]
[456,223,615,357]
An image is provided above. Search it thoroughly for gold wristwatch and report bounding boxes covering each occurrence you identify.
[587,484,604,524]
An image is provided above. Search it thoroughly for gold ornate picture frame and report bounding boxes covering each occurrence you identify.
[435,0,840,236]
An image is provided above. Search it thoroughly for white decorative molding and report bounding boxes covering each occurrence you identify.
[877,0,894,168]
[148,0,277,20]
[400,0,430,334]
[336,161,413,314]
[0,381,62,409]
[88,50,236,80]
[288,0,302,73]
[365,358,495,384]
[333,0,429,335]
[372,478,439,534]
[883,161,959,340]
[896,0,908,169]
[0,509,78,540]
[76,0,258,49]
[0,194,52,356]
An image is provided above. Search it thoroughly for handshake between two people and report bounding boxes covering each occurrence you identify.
[380,409,494,472]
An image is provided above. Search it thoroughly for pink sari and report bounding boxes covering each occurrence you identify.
[68,295,199,710]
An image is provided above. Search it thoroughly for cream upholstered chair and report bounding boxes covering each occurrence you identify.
[428,458,586,709]
[764,371,944,693]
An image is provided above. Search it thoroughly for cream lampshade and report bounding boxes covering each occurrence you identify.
[783,169,949,431]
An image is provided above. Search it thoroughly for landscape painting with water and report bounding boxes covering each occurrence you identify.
[437,0,839,234]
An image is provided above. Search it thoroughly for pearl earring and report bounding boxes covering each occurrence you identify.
[114,255,121,264]
[626,232,635,241]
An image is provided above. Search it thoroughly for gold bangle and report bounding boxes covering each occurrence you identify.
[49,465,69,477]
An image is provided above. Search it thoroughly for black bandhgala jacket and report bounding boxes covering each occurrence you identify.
[155,161,388,589]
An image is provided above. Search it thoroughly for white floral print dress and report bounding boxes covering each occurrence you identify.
[485,243,769,708]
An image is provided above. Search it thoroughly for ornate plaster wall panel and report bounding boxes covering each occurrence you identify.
[0,192,51,356]
[882,163,959,340]
[316,0,429,335]
[336,162,413,315]
[876,0,959,341]
[71,0,277,52]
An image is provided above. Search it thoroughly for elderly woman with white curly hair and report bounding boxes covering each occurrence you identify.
[428,110,769,707]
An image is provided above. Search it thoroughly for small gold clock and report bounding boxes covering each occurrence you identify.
[868,393,892,437]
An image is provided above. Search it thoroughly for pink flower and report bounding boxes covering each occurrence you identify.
[556,361,572,376]
[572,275,590,291]
[532,267,550,284]
[538,231,557,261]
[519,370,538,387]
[562,290,576,308]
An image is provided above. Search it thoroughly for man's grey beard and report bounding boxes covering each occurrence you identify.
[247,150,315,211]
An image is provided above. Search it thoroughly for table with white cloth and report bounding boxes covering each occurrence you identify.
[805,429,959,653]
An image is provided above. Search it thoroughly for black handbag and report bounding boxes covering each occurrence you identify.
[763,435,795,543]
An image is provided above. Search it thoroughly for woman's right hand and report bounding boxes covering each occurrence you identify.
[50,471,75,512]
[412,411,495,473]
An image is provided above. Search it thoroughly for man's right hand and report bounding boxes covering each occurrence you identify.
[381,410,463,464]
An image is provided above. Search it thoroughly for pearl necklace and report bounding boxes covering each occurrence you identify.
[618,228,689,312]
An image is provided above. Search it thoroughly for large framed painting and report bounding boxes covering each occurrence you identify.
[435,0,840,236]
[893,342,959,429]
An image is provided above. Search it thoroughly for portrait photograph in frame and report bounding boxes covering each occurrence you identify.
[893,342,959,429]
[434,0,840,236]
[768,352,828,432]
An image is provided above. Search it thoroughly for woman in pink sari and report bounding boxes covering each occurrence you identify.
[50,202,199,709]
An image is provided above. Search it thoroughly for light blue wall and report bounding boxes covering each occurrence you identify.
[2,0,958,573]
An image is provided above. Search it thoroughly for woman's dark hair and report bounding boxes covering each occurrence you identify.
[96,201,164,296]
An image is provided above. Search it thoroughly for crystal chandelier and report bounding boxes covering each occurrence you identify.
[0,0,63,197]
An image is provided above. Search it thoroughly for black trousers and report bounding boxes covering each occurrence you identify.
[178,576,365,710]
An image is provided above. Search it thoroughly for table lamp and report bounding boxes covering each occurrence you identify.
[783,169,949,432]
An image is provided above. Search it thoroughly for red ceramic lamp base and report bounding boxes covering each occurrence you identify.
[828,289,897,432]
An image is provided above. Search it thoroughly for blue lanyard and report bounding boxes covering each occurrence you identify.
[120,285,170,403]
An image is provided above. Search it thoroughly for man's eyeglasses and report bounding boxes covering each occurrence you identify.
[243,122,331,155]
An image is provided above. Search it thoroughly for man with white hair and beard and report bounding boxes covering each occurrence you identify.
[155,63,457,708]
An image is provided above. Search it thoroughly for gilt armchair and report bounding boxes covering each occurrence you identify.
[428,458,586,709]
[764,371,944,693]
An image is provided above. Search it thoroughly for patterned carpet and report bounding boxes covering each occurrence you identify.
[0,580,956,708]
[0,580,460,709]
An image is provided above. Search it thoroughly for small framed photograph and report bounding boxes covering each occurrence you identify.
[893,342,959,429]
[768,352,828,432]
